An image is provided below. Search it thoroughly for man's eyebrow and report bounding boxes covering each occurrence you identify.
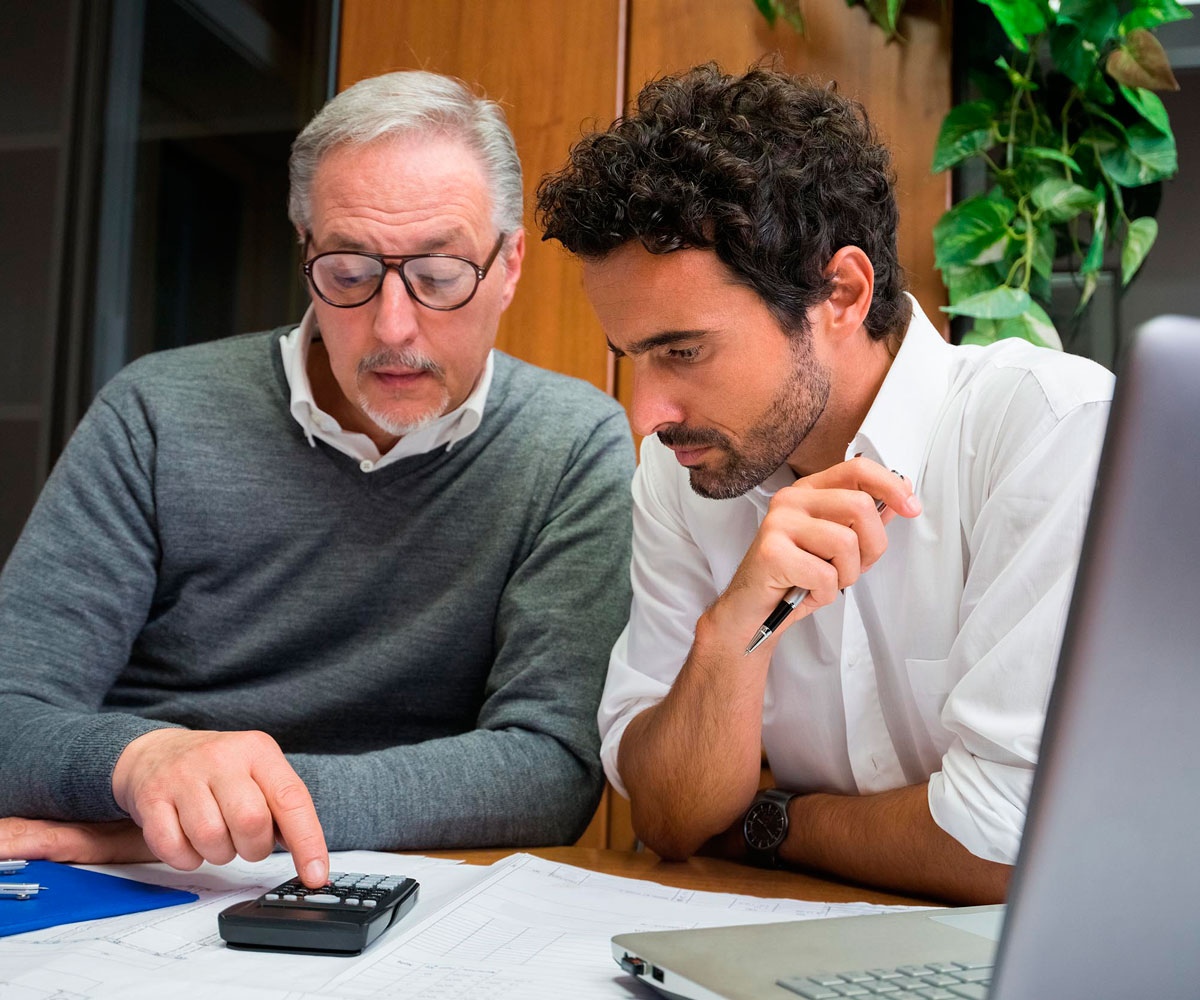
[315,231,469,254]
[607,329,709,358]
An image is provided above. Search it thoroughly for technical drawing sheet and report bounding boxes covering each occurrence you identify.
[0,851,922,999]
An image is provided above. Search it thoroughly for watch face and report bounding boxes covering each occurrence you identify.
[743,800,786,851]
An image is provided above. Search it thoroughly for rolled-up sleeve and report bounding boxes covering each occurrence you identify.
[928,392,1111,863]
[598,438,722,798]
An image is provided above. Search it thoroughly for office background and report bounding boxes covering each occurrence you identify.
[1,0,1197,847]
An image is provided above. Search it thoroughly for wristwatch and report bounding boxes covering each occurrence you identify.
[742,788,800,868]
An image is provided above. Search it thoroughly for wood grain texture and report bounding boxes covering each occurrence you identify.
[407,846,936,906]
[337,0,623,389]
[625,0,952,334]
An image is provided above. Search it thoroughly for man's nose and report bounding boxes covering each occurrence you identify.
[629,372,687,438]
[372,267,422,345]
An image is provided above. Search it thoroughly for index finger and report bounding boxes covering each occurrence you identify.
[251,758,328,887]
[801,456,921,518]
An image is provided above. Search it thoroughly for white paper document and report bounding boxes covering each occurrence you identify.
[1,851,919,999]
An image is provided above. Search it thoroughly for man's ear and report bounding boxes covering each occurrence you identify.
[821,246,875,342]
[498,228,526,311]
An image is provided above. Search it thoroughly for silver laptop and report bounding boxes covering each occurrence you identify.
[612,316,1200,1000]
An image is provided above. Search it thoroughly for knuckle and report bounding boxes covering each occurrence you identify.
[227,803,272,835]
[271,779,314,814]
[190,818,230,847]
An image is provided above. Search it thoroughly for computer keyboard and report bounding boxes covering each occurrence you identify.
[777,961,993,999]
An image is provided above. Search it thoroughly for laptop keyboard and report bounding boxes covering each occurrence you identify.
[777,961,993,1000]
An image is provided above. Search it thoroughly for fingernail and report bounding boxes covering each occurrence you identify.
[904,495,922,515]
[305,861,326,885]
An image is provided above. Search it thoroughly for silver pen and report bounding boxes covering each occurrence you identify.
[744,494,890,655]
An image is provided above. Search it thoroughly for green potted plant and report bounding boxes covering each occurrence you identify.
[755,0,1189,349]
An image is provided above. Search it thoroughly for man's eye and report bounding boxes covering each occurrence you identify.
[666,346,702,361]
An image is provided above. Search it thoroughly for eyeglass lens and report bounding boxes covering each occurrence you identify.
[310,253,479,308]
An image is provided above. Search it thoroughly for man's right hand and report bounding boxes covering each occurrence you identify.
[712,456,922,651]
[111,729,329,887]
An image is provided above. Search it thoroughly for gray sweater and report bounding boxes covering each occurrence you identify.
[0,329,635,849]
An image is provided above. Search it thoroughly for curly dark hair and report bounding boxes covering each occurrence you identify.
[536,63,910,341]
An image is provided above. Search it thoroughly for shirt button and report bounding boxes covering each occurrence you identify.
[359,459,374,472]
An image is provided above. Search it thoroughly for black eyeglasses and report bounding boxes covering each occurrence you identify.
[303,234,506,311]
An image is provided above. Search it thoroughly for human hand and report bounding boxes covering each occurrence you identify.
[0,816,156,864]
[111,729,329,887]
[713,456,921,644]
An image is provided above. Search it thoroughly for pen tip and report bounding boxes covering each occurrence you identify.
[744,629,769,656]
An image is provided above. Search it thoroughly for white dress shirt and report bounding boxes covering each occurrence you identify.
[598,296,1115,864]
[279,305,494,471]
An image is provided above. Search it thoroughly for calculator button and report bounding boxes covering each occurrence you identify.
[303,894,341,904]
[362,899,377,908]
[344,898,360,906]
[283,894,299,901]
[264,893,279,900]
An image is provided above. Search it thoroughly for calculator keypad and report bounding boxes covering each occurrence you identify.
[260,872,410,911]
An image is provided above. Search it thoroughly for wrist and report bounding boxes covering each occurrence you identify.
[777,791,825,870]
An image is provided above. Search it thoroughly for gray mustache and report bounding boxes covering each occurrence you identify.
[357,349,443,378]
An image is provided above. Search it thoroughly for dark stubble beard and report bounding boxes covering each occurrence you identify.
[657,332,832,500]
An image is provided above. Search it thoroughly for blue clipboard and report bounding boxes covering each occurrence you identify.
[0,860,198,937]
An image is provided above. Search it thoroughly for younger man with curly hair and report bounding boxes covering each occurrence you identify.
[538,65,1114,903]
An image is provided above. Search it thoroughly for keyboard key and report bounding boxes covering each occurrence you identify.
[868,970,903,980]
[776,979,841,999]
[831,986,869,997]
[949,969,990,983]
[841,972,875,983]
[913,990,954,1000]
[897,966,933,977]
[811,976,848,987]
[952,961,992,971]
[864,983,900,994]
[946,986,988,1000]
[894,978,928,990]
[919,975,958,987]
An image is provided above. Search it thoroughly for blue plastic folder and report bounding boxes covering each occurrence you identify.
[0,860,198,937]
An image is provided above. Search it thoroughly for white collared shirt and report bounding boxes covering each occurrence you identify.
[279,305,494,472]
[598,296,1115,864]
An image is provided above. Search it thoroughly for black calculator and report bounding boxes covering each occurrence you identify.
[218,871,420,955]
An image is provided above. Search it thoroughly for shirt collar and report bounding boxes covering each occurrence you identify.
[279,304,494,464]
[847,294,954,489]
[747,294,952,507]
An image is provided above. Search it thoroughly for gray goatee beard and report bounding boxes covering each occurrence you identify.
[356,347,448,437]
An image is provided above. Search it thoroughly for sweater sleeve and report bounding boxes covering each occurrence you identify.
[287,411,636,849]
[0,385,182,820]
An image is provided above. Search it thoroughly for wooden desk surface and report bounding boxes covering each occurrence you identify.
[410,847,935,908]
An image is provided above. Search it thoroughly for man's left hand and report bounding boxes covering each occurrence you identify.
[0,817,155,864]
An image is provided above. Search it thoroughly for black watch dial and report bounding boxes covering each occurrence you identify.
[743,800,787,851]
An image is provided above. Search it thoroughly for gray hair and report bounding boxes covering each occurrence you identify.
[288,71,523,237]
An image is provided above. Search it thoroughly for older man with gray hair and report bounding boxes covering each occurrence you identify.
[0,71,634,887]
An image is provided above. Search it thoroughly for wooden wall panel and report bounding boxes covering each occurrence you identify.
[337,0,623,391]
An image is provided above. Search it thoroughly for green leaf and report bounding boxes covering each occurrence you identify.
[1019,146,1082,174]
[1049,23,1114,102]
[754,0,804,31]
[1081,189,1107,275]
[1121,216,1158,284]
[1107,29,1181,91]
[1059,0,1121,44]
[860,0,904,37]
[1031,221,1058,278]
[941,285,1033,319]
[932,101,996,173]
[1099,122,1177,186]
[978,0,1049,52]
[1119,83,1171,134]
[933,192,1016,270]
[1120,1,1192,34]
[1031,178,1100,222]
[943,263,1008,305]
[1077,270,1099,314]
[992,303,1062,349]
